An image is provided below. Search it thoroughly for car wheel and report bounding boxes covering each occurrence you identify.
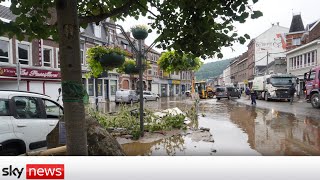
[238,95,241,99]
[228,96,230,100]
[217,98,221,100]
[115,102,119,105]
[0,148,20,156]
[311,93,320,108]
[156,97,159,101]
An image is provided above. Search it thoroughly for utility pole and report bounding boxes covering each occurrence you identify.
[266,51,269,75]
[138,39,144,137]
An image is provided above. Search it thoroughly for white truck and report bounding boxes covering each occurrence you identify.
[252,74,297,101]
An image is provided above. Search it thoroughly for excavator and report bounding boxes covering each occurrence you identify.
[194,81,214,99]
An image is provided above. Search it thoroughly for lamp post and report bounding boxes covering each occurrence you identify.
[103,22,157,137]
[261,48,269,75]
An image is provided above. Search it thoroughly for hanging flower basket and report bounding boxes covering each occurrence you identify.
[131,25,149,40]
[86,46,128,78]
[124,63,140,74]
[99,52,125,68]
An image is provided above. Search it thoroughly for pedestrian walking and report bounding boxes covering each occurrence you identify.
[288,80,296,105]
[245,87,250,100]
[250,88,257,105]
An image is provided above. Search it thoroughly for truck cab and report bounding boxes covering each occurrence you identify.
[253,74,296,101]
[304,67,320,108]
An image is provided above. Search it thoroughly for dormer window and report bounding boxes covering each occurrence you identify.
[94,23,101,38]
[292,38,301,45]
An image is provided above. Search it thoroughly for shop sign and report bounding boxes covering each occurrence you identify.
[0,67,61,79]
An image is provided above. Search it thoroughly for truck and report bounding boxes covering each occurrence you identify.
[194,81,214,99]
[252,74,297,101]
[304,66,320,108]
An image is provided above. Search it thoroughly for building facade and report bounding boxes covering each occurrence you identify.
[223,65,231,86]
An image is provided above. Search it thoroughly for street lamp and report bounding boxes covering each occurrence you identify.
[260,48,269,75]
[103,22,157,137]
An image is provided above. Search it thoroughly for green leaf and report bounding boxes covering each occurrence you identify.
[251,11,263,19]
[244,34,250,39]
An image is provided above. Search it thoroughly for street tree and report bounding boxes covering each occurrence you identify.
[158,51,203,94]
[0,0,262,155]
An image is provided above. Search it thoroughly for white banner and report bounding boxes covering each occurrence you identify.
[0,157,319,180]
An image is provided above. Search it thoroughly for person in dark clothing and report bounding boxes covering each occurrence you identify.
[245,87,250,100]
[288,80,296,105]
[250,88,257,105]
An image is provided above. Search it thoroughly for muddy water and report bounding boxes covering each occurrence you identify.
[102,97,320,155]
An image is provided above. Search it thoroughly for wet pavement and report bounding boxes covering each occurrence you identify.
[97,96,320,156]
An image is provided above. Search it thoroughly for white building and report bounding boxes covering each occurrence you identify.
[254,24,289,73]
[223,66,231,86]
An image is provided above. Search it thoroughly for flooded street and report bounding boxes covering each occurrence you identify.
[99,97,320,155]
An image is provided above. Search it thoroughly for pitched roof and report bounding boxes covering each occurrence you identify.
[0,5,17,21]
[289,14,305,33]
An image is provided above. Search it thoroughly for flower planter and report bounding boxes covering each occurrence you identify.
[132,29,148,40]
[124,63,139,74]
[99,52,125,68]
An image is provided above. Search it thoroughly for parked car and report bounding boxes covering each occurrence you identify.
[0,90,62,155]
[143,91,159,101]
[115,90,139,104]
[216,87,241,100]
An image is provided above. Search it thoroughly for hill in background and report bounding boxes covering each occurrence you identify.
[195,59,232,80]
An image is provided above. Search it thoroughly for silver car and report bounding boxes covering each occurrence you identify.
[143,91,160,101]
[115,90,139,104]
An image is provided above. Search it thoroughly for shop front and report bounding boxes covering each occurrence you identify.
[0,66,61,102]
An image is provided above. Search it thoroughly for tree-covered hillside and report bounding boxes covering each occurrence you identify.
[195,59,232,80]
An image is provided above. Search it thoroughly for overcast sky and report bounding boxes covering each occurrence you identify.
[1,0,319,64]
[118,0,320,63]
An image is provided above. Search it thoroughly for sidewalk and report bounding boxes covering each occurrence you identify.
[235,96,320,119]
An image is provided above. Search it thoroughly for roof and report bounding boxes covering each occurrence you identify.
[0,5,16,21]
[289,14,305,33]
[306,20,319,31]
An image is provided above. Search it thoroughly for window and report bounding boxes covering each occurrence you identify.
[311,51,315,65]
[0,39,9,63]
[304,54,307,67]
[0,99,10,116]
[56,48,60,68]
[123,44,127,49]
[88,79,94,96]
[13,96,41,119]
[148,69,152,75]
[80,42,85,65]
[308,53,311,66]
[43,99,63,119]
[97,79,102,96]
[110,80,117,95]
[292,38,301,46]
[43,47,53,67]
[17,43,31,65]
[94,24,101,38]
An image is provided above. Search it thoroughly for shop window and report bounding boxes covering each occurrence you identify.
[110,80,117,95]
[97,79,102,96]
[88,79,94,96]
[0,39,9,63]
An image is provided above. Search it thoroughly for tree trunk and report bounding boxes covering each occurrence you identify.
[56,0,88,155]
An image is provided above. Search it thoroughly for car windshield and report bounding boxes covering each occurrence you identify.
[270,77,295,85]
[216,88,225,92]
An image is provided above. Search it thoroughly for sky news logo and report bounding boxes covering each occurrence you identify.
[2,164,64,179]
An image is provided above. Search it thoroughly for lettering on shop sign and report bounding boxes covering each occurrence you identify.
[0,67,61,79]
